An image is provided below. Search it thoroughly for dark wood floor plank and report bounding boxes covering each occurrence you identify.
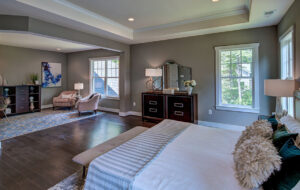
[0,112,155,189]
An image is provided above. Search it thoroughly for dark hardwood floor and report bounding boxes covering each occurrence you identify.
[0,112,155,190]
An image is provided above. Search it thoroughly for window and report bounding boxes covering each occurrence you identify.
[280,27,294,117]
[215,43,260,113]
[90,57,119,98]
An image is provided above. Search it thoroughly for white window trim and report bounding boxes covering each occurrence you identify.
[279,26,294,117]
[89,56,120,100]
[279,26,294,79]
[215,43,260,113]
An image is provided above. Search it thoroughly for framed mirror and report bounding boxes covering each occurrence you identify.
[160,61,192,91]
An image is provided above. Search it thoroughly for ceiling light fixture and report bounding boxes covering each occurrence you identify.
[212,0,219,2]
[128,18,135,22]
[56,48,61,51]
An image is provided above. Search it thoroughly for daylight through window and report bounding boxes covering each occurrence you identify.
[215,43,260,113]
[90,57,119,98]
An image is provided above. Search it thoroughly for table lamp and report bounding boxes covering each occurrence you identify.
[145,68,162,91]
[74,83,84,97]
[264,79,295,117]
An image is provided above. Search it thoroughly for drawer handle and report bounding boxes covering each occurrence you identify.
[174,111,184,116]
[174,103,184,108]
[149,108,157,113]
[149,101,157,105]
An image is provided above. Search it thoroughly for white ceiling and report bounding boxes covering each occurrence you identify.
[0,32,100,53]
[66,0,248,29]
[0,0,295,45]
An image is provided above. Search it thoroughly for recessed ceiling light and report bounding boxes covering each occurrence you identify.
[128,18,135,22]
[212,0,219,2]
[56,48,61,51]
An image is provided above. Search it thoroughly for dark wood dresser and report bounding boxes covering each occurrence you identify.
[0,85,41,116]
[142,92,198,123]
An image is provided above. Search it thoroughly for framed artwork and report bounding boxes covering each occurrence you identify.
[41,62,62,88]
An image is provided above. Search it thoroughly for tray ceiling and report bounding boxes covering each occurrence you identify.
[0,0,295,44]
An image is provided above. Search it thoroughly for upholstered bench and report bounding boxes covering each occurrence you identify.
[72,126,148,178]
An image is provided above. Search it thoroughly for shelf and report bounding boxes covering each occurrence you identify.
[29,93,39,95]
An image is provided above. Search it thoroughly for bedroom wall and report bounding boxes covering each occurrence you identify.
[277,0,300,120]
[67,49,121,110]
[130,26,278,126]
[0,15,131,113]
[0,44,67,105]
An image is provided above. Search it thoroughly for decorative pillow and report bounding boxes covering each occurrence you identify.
[267,115,279,131]
[62,94,73,99]
[233,135,282,189]
[234,120,273,152]
[263,138,300,190]
[296,135,300,147]
[89,93,95,100]
[273,125,298,150]
[280,115,300,134]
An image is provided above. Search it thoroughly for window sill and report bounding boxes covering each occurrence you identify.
[216,105,260,113]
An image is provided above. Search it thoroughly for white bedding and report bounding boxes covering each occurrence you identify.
[132,123,247,190]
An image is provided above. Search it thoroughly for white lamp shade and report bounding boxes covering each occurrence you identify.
[264,79,295,97]
[74,83,84,90]
[145,68,162,77]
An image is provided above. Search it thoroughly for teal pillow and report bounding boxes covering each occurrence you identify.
[263,138,300,190]
[268,115,279,131]
[279,138,300,160]
[273,126,298,150]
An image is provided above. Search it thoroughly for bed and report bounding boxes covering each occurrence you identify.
[83,119,247,190]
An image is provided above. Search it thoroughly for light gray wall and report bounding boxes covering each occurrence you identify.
[278,1,300,119]
[130,26,278,126]
[67,49,120,109]
[0,15,131,113]
[0,45,67,105]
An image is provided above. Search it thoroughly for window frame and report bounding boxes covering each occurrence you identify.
[215,43,260,113]
[279,26,294,117]
[89,56,120,100]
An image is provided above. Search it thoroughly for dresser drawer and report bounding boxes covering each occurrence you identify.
[143,94,164,118]
[16,103,29,113]
[167,96,192,122]
[16,86,28,95]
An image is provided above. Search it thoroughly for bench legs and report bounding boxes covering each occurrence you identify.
[82,166,86,179]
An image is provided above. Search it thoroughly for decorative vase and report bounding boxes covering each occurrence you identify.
[30,102,35,111]
[35,80,39,85]
[187,86,193,95]
[4,88,9,96]
[5,97,11,105]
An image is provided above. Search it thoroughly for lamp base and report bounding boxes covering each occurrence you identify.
[275,97,283,118]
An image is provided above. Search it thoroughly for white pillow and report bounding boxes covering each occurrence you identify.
[61,94,73,99]
[280,115,300,133]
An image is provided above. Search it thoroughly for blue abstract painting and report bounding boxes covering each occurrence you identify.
[41,62,62,88]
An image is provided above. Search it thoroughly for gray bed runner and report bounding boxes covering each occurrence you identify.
[84,119,191,190]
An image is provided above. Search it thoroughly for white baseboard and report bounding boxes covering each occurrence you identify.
[198,120,245,131]
[119,111,142,117]
[41,104,53,109]
[98,107,120,113]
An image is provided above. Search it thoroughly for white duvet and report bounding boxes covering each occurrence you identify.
[132,123,247,190]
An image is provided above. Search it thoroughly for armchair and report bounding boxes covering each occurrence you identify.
[53,91,77,110]
[77,93,101,115]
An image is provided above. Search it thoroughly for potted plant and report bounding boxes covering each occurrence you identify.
[184,80,197,95]
[30,73,39,85]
